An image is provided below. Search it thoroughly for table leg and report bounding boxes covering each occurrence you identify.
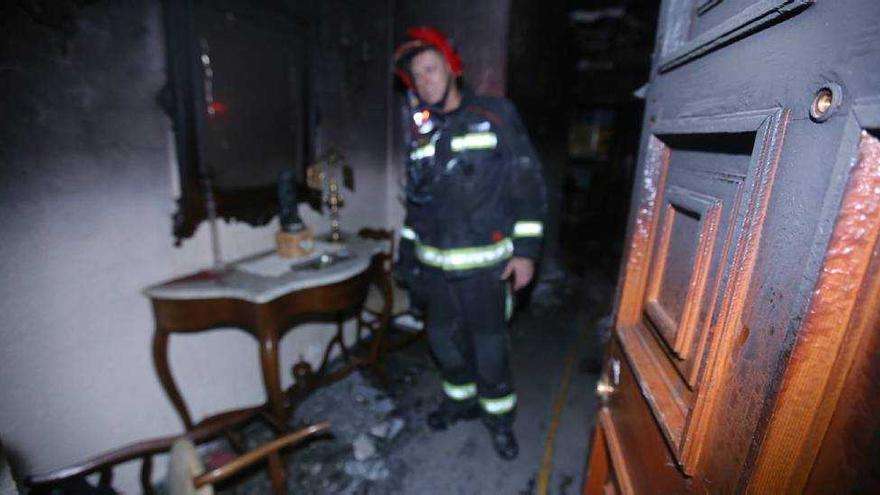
[259,327,288,429]
[336,313,350,361]
[152,327,193,430]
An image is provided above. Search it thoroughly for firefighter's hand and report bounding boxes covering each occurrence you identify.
[501,257,535,291]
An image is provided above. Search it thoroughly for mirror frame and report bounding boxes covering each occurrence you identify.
[159,0,317,245]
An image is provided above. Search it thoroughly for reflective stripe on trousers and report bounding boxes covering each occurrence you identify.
[443,381,477,401]
[442,382,517,415]
[479,394,517,415]
[426,266,516,421]
[416,238,514,271]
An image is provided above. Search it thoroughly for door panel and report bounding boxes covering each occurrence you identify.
[658,0,812,71]
[595,339,693,494]
[646,185,722,360]
[805,211,880,492]
[749,112,880,492]
[583,0,880,492]
[613,110,787,473]
[690,0,766,39]
[647,127,754,382]
[583,412,623,495]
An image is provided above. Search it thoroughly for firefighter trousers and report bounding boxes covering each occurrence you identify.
[423,264,516,425]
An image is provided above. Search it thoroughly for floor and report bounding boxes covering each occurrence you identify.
[190,264,614,495]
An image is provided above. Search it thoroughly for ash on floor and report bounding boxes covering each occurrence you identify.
[184,268,610,495]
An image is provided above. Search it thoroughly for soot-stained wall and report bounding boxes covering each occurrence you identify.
[0,4,218,488]
[309,0,394,216]
[0,0,392,491]
[0,0,509,490]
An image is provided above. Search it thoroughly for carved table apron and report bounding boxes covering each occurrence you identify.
[144,237,384,432]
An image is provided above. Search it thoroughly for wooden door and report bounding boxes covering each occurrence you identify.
[583,0,880,493]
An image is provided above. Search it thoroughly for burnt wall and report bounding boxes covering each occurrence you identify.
[0,0,510,490]
[308,0,393,215]
[0,0,393,491]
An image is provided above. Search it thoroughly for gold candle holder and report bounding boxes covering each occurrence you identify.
[306,148,353,243]
[326,179,345,243]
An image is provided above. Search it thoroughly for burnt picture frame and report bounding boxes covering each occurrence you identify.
[159,0,316,245]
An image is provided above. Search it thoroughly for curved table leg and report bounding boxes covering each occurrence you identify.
[336,313,350,361]
[152,327,193,430]
[259,326,288,429]
[371,312,391,384]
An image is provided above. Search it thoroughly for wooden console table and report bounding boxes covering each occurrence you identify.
[144,236,390,433]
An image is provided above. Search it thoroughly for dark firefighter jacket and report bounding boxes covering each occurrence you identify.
[398,89,547,282]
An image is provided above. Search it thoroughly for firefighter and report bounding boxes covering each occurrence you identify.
[393,26,547,460]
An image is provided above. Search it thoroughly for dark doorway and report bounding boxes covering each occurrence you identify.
[507,1,660,280]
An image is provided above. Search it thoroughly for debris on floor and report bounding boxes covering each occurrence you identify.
[152,265,611,494]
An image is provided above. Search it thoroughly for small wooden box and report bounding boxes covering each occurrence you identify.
[276,228,315,258]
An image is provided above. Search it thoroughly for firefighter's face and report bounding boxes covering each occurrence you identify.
[410,49,451,106]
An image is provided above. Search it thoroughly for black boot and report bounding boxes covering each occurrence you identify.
[487,423,519,460]
[427,399,480,431]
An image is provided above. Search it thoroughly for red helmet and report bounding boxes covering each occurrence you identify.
[393,26,463,88]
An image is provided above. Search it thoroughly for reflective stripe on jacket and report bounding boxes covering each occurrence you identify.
[400,91,547,276]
